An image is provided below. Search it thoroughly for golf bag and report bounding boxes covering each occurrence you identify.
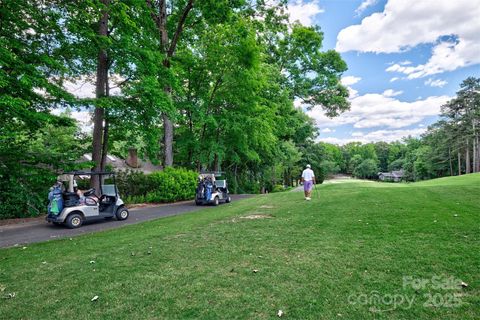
[196,176,214,201]
[48,184,64,215]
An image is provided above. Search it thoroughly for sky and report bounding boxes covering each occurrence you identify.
[287,0,480,144]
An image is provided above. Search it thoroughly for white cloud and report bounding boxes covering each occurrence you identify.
[399,60,412,65]
[341,76,361,86]
[306,91,451,132]
[318,128,427,145]
[64,78,95,99]
[64,75,123,99]
[390,77,399,82]
[425,78,448,88]
[321,128,334,133]
[287,0,324,26]
[382,89,403,97]
[51,108,93,133]
[355,0,377,16]
[336,0,480,77]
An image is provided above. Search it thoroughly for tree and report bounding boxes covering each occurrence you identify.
[354,159,378,179]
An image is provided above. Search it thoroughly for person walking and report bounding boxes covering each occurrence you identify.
[301,164,316,201]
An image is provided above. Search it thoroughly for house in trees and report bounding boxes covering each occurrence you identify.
[378,170,404,182]
[80,148,162,174]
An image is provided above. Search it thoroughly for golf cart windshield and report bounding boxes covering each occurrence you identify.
[102,185,118,196]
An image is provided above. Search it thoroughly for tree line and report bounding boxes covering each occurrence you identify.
[304,77,480,182]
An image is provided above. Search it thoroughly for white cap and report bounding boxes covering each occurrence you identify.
[306,164,311,168]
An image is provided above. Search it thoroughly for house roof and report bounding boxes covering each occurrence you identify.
[378,170,404,178]
[80,154,162,174]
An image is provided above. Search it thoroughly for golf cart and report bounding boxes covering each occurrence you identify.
[46,171,129,228]
[195,172,231,206]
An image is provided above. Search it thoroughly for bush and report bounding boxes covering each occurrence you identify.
[271,185,286,193]
[117,167,198,204]
[0,168,56,219]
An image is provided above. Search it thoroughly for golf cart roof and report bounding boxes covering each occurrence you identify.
[62,171,116,176]
[199,171,225,177]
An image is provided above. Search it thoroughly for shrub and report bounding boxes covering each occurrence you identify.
[117,167,198,204]
[271,185,286,193]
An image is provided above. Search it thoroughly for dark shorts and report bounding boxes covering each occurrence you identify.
[304,180,313,191]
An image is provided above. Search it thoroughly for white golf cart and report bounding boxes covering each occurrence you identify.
[195,172,231,206]
[46,171,129,228]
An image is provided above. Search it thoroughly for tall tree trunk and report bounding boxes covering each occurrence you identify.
[457,150,462,175]
[473,135,477,173]
[149,0,194,167]
[91,0,109,192]
[157,1,172,167]
[465,139,471,174]
[448,146,453,176]
[100,115,109,171]
[100,73,110,172]
[476,134,480,172]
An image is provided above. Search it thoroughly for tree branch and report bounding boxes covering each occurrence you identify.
[167,0,194,57]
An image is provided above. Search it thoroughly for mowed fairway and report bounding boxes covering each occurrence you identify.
[0,175,479,319]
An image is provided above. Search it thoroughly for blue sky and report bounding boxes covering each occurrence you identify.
[288,0,480,144]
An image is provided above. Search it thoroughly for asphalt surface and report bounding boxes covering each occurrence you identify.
[0,195,251,249]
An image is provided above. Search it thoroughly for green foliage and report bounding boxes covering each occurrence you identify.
[0,117,89,219]
[271,185,287,193]
[116,168,198,204]
[388,158,405,171]
[353,159,378,179]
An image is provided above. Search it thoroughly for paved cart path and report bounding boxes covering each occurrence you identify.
[0,195,251,249]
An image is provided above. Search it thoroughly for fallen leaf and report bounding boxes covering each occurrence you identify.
[461,281,468,288]
[5,292,15,299]
[277,310,284,317]
[91,295,99,302]
[253,269,259,273]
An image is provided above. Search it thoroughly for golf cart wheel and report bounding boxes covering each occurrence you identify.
[66,213,83,229]
[226,196,232,203]
[213,196,219,206]
[116,207,129,221]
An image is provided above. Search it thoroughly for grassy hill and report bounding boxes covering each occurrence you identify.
[1,174,479,319]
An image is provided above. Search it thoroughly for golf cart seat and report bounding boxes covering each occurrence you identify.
[63,192,80,207]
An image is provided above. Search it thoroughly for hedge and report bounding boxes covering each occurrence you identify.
[117,167,198,204]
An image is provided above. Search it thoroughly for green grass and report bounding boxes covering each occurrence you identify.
[1,174,479,319]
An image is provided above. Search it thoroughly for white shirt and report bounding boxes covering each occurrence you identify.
[301,168,315,181]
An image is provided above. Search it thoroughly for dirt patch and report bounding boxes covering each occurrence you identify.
[240,214,273,220]
[259,205,274,209]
